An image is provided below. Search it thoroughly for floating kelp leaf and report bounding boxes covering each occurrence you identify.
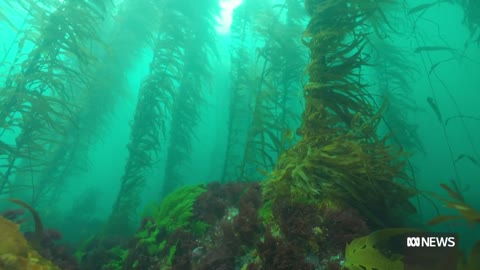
[428,183,480,227]
[440,182,464,202]
[427,215,464,226]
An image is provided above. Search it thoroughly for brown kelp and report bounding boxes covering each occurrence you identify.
[109,0,220,232]
[241,0,306,178]
[263,0,416,228]
[0,215,60,270]
[428,182,480,226]
[161,0,220,198]
[27,0,162,207]
[221,0,264,182]
[224,0,307,182]
[0,0,108,203]
[108,2,183,231]
[369,39,425,154]
[427,182,480,270]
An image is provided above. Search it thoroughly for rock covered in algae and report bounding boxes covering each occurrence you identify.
[0,216,60,270]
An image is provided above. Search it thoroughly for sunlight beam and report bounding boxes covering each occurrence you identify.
[216,0,243,34]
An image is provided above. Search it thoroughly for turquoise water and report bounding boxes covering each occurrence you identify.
[0,0,479,269]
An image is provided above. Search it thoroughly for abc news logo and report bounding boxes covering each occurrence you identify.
[405,233,457,248]
[404,233,459,270]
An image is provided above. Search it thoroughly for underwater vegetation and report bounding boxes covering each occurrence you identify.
[0,215,59,270]
[369,39,425,155]
[0,0,109,206]
[108,0,221,233]
[0,199,80,270]
[0,0,479,269]
[261,0,417,231]
[72,182,480,270]
[77,182,367,269]
[2,182,480,270]
[222,0,306,182]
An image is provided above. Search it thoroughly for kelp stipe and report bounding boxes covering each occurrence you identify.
[161,0,221,198]
[107,4,184,233]
[221,0,259,183]
[108,0,221,233]
[263,0,416,228]
[224,0,307,182]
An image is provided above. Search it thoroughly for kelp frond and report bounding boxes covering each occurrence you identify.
[428,182,480,226]
[0,0,108,199]
[230,0,306,181]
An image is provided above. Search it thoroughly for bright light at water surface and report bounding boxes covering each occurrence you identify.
[216,0,243,34]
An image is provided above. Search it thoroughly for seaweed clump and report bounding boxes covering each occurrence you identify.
[88,182,376,269]
[1,199,80,269]
[0,209,60,270]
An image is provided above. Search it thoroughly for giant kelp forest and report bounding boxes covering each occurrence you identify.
[0,0,479,269]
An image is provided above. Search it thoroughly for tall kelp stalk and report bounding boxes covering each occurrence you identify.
[108,2,185,233]
[221,0,261,183]
[0,0,108,201]
[225,0,307,182]
[369,39,424,154]
[368,37,425,215]
[238,2,304,180]
[264,0,416,228]
[24,0,162,207]
[276,0,307,144]
[3,0,115,207]
[109,0,220,232]
[161,0,220,198]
